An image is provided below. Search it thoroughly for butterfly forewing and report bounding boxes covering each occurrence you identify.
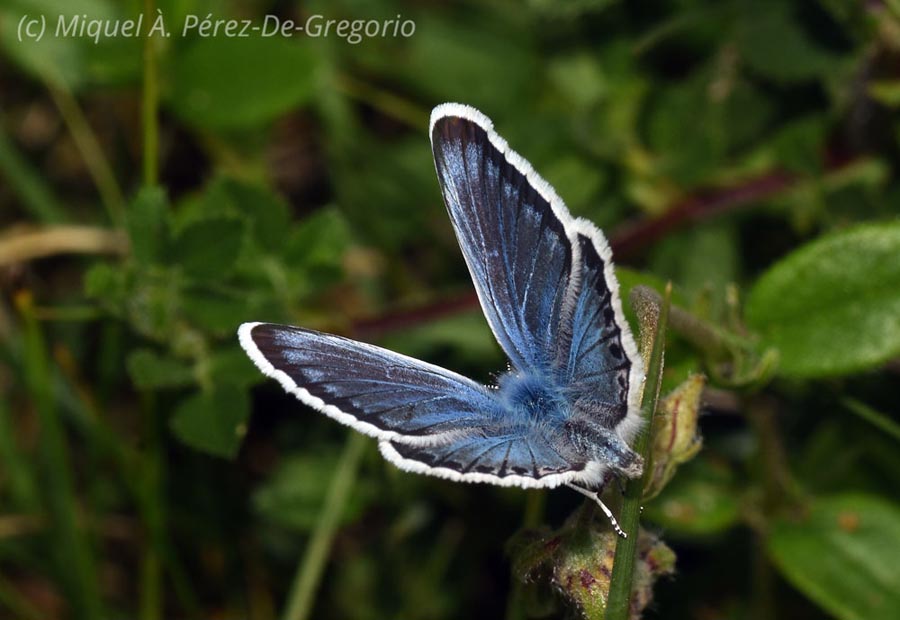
[431,111,572,374]
[240,323,503,442]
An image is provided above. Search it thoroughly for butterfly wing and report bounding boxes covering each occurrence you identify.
[380,429,601,489]
[238,322,503,443]
[431,105,643,444]
[556,221,644,441]
[430,105,574,373]
[240,322,598,487]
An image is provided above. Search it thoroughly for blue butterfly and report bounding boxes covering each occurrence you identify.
[239,104,645,536]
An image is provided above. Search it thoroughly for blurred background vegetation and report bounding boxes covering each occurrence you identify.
[1,0,899,618]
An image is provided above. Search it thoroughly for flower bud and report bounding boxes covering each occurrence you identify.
[551,528,675,619]
[643,374,704,501]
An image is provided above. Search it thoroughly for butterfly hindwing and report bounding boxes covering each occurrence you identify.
[239,323,504,442]
[431,105,573,373]
[556,223,643,438]
[380,430,593,488]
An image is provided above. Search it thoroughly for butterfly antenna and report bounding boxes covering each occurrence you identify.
[565,483,627,538]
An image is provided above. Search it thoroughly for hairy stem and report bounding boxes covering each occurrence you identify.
[605,284,671,620]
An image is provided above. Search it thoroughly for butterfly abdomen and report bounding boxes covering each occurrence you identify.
[563,417,643,479]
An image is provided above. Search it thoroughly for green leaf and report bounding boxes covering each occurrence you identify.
[169,384,249,458]
[362,13,535,112]
[738,9,838,83]
[124,266,181,341]
[207,345,260,389]
[168,36,315,130]
[650,222,739,320]
[126,349,194,389]
[771,116,828,174]
[746,221,900,377]
[214,179,290,251]
[181,288,249,334]
[646,73,771,185]
[768,494,900,620]
[332,137,434,250]
[379,310,503,370]
[643,457,740,536]
[126,186,169,265]
[281,206,353,298]
[84,263,128,304]
[0,0,112,89]
[171,217,244,279]
[177,178,291,252]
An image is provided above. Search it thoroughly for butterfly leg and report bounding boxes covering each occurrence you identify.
[565,482,627,538]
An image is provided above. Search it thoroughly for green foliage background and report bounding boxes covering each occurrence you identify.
[1,0,899,618]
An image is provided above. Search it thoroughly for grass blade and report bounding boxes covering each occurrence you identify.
[282,432,367,620]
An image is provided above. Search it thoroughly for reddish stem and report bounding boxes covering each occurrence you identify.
[351,165,831,339]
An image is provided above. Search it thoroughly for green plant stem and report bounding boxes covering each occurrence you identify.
[282,433,367,620]
[751,534,776,620]
[138,392,163,620]
[45,82,125,224]
[0,123,66,223]
[137,7,162,617]
[843,398,900,442]
[744,396,802,620]
[335,73,429,128]
[605,284,671,620]
[747,397,801,508]
[15,291,103,620]
[0,398,39,512]
[143,0,159,187]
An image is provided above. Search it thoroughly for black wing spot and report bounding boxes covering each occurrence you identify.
[609,343,623,359]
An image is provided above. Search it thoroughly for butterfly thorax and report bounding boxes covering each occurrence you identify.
[496,370,642,479]
[496,371,567,425]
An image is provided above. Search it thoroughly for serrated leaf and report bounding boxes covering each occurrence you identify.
[127,186,169,265]
[169,385,249,458]
[211,179,290,250]
[84,263,128,303]
[768,494,900,620]
[284,206,352,277]
[746,221,900,377]
[169,36,315,130]
[126,349,194,389]
[171,217,244,279]
[177,178,291,252]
